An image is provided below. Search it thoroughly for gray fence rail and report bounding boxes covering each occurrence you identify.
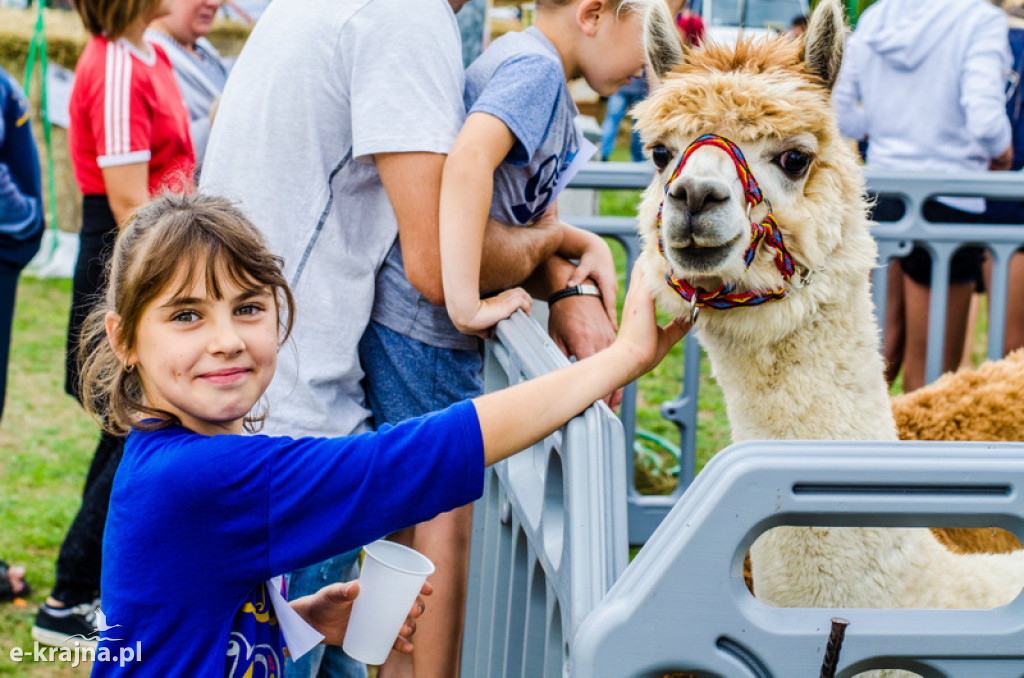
[461,165,1024,678]
[572,440,1024,677]
[467,318,1024,676]
[566,163,1024,544]
[461,310,628,678]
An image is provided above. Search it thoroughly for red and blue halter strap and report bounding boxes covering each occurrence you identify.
[657,134,796,312]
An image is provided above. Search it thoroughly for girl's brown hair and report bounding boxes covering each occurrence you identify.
[80,192,295,435]
[74,0,163,38]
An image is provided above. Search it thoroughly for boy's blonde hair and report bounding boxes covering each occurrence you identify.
[535,0,650,15]
[80,192,295,435]
[535,0,681,74]
[74,0,163,38]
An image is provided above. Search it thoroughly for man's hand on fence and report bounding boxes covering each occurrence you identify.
[548,291,622,411]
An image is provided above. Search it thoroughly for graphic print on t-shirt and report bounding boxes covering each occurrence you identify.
[509,142,578,224]
[225,583,286,678]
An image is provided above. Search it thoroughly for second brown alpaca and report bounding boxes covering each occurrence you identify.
[892,348,1024,555]
[737,349,1024,595]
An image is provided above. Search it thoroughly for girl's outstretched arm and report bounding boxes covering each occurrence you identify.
[473,264,689,466]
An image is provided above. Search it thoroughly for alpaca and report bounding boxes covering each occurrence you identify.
[894,348,1024,554]
[631,0,1024,664]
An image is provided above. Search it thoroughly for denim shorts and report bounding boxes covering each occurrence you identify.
[358,321,483,424]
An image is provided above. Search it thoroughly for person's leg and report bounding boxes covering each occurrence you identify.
[882,262,904,385]
[599,92,630,161]
[900,203,986,392]
[359,321,483,678]
[943,281,975,373]
[35,197,119,646]
[64,199,118,402]
[900,269,931,393]
[870,197,907,385]
[284,550,365,678]
[959,290,982,371]
[0,268,18,423]
[1004,251,1024,354]
[33,431,122,646]
[899,254,976,393]
[50,432,123,607]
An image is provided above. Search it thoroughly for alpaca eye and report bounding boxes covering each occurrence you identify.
[650,144,673,171]
[776,150,812,177]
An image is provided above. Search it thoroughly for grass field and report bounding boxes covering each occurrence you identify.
[0,276,95,676]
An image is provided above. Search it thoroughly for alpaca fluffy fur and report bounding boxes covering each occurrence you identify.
[895,349,1024,554]
[635,2,1024,673]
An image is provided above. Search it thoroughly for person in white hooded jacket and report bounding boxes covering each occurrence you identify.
[833,0,1014,392]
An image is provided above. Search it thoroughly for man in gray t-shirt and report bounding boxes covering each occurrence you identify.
[202,0,614,675]
[357,9,620,677]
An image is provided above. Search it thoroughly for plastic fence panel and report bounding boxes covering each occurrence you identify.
[462,310,629,678]
[572,439,1024,677]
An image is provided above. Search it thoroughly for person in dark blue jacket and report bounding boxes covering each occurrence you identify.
[0,65,45,423]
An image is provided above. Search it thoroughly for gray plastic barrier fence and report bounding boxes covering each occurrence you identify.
[461,310,629,678]
[566,163,1024,544]
[572,440,1024,677]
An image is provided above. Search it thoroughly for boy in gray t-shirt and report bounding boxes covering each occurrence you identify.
[439,0,667,337]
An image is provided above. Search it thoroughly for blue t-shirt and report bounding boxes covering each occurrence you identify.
[91,400,484,677]
[465,26,582,226]
[0,65,43,269]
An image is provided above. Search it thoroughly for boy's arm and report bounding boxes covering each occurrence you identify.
[376,153,561,306]
[475,265,689,466]
[439,112,532,335]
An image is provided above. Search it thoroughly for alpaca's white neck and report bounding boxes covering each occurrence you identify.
[699,271,898,443]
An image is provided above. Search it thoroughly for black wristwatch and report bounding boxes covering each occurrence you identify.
[547,283,601,306]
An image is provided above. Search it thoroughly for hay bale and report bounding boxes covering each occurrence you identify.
[1,8,250,234]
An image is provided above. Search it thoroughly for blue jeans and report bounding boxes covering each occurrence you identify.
[358,321,483,424]
[599,89,646,162]
[283,547,364,676]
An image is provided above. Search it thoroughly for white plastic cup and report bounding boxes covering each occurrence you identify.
[342,540,435,665]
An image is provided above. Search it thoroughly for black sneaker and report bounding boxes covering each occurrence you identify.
[32,600,99,648]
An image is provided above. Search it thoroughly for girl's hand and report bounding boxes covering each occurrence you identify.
[451,287,533,339]
[290,580,433,651]
[614,264,690,380]
[566,231,618,330]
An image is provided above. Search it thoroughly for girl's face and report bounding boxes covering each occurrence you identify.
[124,263,279,436]
[579,9,647,97]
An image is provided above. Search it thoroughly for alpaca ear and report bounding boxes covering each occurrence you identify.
[802,0,847,91]
[644,0,684,86]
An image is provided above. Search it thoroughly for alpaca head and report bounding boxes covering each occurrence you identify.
[634,0,872,334]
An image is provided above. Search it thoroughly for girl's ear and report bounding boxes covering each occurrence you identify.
[105,311,135,368]
[576,0,606,37]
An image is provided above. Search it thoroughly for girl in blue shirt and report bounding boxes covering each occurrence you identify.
[79,191,687,676]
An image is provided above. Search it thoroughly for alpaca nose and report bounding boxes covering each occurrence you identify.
[669,176,731,215]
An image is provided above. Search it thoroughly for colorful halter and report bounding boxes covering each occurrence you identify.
[657,134,796,323]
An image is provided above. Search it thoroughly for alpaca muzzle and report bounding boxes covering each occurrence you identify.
[657,134,797,323]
